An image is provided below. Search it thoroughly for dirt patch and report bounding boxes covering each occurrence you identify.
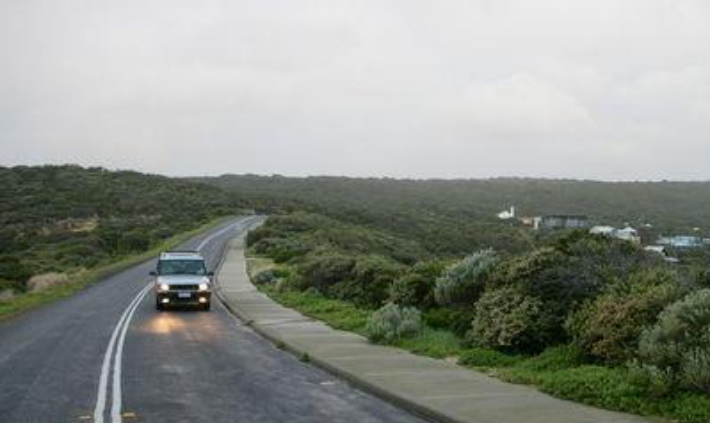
[27,273,70,292]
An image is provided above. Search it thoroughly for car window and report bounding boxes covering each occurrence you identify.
[158,259,206,276]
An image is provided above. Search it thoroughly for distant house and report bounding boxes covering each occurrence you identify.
[615,226,642,244]
[533,215,589,231]
[644,245,680,263]
[590,226,616,236]
[657,235,704,249]
[519,216,535,227]
[590,225,641,244]
[497,206,516,220]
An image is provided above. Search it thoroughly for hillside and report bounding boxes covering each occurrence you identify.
[0,165,242,291]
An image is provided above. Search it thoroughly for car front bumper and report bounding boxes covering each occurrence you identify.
[156,290,211,306]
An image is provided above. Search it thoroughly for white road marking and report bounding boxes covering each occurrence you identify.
[93,283,151,423]
[111,286,151,423]
[196,222,240,251]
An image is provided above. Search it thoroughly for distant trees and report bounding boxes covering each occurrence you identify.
[200,174,710,253]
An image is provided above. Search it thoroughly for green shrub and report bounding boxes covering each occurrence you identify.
[694,268,710,289]
[252,237,315,263]
[422,308,455,329]
[493,235,663,348]
[635,289,710,394]
[568,268,685,364]
[434,249,497,307]
[493,248,578,343]
[467,285,554,353]
[329,255,403,308]
[296,252,356,293]
[366,303,422,343]
[0,278,22,294]
[0,256,31,285]
[389,261,445,310]
[516,345,583,372]
[423,308,476,337]
[627,361,676,397]
[253,269,277,285]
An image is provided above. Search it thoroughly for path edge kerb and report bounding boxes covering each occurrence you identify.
[213,227,462,423]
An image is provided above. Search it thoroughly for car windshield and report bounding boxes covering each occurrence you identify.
[158,259,207,276]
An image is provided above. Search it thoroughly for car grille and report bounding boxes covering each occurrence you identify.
[171,284,199,291]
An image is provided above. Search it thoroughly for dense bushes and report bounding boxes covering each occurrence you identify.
[247,212,427,265]
[366,303,422,343]
[250,210,710,409]
[291,251,355,291]
[568,269,686,363]
[329,256,404,308]
[390,261,446,310]
[634,290,710,394]
[434,249,497,307]
[249,213,429,308]
[0,256,31,290]
[468,285,553,352]
[285,251,405,308]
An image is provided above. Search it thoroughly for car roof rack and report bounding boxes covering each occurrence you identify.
[160,250,204,260]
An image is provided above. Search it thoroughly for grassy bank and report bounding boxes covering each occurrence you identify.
[0,216,233,321]
[249,258,710,423]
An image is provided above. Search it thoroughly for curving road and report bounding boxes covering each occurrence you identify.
[0,217,426,423]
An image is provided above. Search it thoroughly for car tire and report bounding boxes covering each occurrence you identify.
[202,302,211,311]
[156,299,165,311]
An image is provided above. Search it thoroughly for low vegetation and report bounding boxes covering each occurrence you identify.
[248,212,710,423]
[365,303,422,343]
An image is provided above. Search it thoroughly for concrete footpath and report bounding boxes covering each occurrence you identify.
[216,236,655,423]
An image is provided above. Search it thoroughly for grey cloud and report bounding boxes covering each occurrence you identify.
[1,0,709,180]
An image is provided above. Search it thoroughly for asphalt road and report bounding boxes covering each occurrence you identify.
[0,217,426,423]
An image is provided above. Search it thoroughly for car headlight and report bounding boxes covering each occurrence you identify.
[199,283,209,291]
[159,283,170,292]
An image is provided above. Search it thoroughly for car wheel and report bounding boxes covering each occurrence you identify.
[156,299,164,311]
[202,302,211,311]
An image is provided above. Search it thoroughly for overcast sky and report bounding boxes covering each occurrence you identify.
[1,0,709,180]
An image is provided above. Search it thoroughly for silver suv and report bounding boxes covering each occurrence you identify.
[150,251,213,311]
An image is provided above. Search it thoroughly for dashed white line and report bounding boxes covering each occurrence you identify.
[196,222,240,251]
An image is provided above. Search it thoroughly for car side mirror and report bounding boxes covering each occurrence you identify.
[149,271,157,277]
[207,271,215,277]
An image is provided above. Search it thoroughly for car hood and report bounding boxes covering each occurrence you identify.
[156,275,210,286]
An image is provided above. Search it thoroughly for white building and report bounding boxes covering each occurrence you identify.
[644,245,680,263]
[497,206,516,220]
[657,236,703,249]
[590,226,615,236]
[615,226,641,244]
[590,225,641,244]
